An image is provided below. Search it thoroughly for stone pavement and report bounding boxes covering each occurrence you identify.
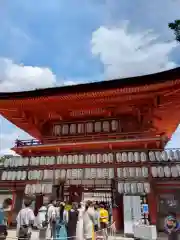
[6,229,168,240]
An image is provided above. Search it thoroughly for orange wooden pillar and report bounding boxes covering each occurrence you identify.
[112,195,123,231]
[147,189,157,225]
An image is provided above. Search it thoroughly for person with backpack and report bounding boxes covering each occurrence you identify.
[36,202,48,240]
[16,199,35,240]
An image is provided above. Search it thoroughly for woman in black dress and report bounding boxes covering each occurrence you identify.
[67,203,79,240]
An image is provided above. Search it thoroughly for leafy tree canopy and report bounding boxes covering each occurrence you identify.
[168,20,180,42]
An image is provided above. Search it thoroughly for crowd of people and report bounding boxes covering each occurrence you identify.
[16,198,111,240]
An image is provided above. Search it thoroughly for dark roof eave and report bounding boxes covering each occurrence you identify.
[0,67,180,100]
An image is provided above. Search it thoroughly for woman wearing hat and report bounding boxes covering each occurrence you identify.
[164,212,180,240]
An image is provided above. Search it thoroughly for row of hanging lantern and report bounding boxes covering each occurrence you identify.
[53,119,120,136]
[1,171,27,180]
[4,150,180,169]
[151,165,180,178]
[25,184,52,195]
[118,182,150,194]
[149,150,180,162]
[116,152,147,162]
[117,167,148,178]
[83,192,112,202]
[84,168,114,179]
[4,157,29,168]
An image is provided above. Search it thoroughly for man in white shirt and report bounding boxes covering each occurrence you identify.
[46,198,57,240]
[16,199,35,240]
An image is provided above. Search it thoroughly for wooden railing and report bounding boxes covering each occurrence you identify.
[14,131,160,148]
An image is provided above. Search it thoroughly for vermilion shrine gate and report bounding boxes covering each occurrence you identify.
[0,67,180,231]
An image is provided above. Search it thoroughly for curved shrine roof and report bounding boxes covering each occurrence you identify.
[0,67,180,99]
[0,67,180,140]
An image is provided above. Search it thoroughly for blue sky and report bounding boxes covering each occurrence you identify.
[0,0,180,154]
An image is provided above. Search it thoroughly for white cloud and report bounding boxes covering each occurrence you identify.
[91,25,178,79]
[0,124,31,156]
[0,58,57,92]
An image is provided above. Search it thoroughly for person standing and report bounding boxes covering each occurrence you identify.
[55,202,67,240]
[67,203,79,240]
[99,204,108,229]
[164,212,180,240]
[46,198,57,240]
[83,202,95,240]
[36,202,48,240]
[16,199,35,240]
[94,204,100,232]
[76,202,85,240]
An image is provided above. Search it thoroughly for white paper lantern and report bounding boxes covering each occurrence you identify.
[1,171,7,180]
[19,157,23,166]
[155,152,162,162]
[140,152,147,162]
[144,182,150,193]
[118,182,124,193]
[67,169,72,179]
[102,154,108,163]
[117,168,123,178]
[129,168,136,178]
[41,184,46,194]
[137,182,143,193]
[40,157,45,165]
[57,156,61,164]
[128,152,134,162]
[61,169,66,179]
[47,184,52,194]
[4,159,9,168]
[111,120,118,131]
[77,169,83,179]
[102,168,109,179]
[164,166,171,177]
[161,151,168,161]
[124,183,131,193]
[79,155,84,164]
[50,156,55,165]
[74,155,79,164]
[108,153,113,163]
[97,154,102,163]
[134,152,140,162]
[21,171,27,180]
[31,184,36,194]
[149,151,155,161]
[95,122,101,132]
[135,168,142,178]
[157,166,164,177]
[67,155,72,164]
[130,183,137,194]
[36,184,42,193]
[122,152,127,162]
[151,167,158,177]
[102,121,110,132]
[90,168,96,179]
[123,168,129,178]
[91,154,96,164]
[85,155,91,164]
[97,168,102,179]
[171,166,178,177]
[116,153,121,163]
[109,168,114,179]
[174,150,180,161]
[176,165,180,176]
[141,167,148,178]
[168,150,175,161]
[25,184,31,195]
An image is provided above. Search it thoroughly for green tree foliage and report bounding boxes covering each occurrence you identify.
[168,20,180,42]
